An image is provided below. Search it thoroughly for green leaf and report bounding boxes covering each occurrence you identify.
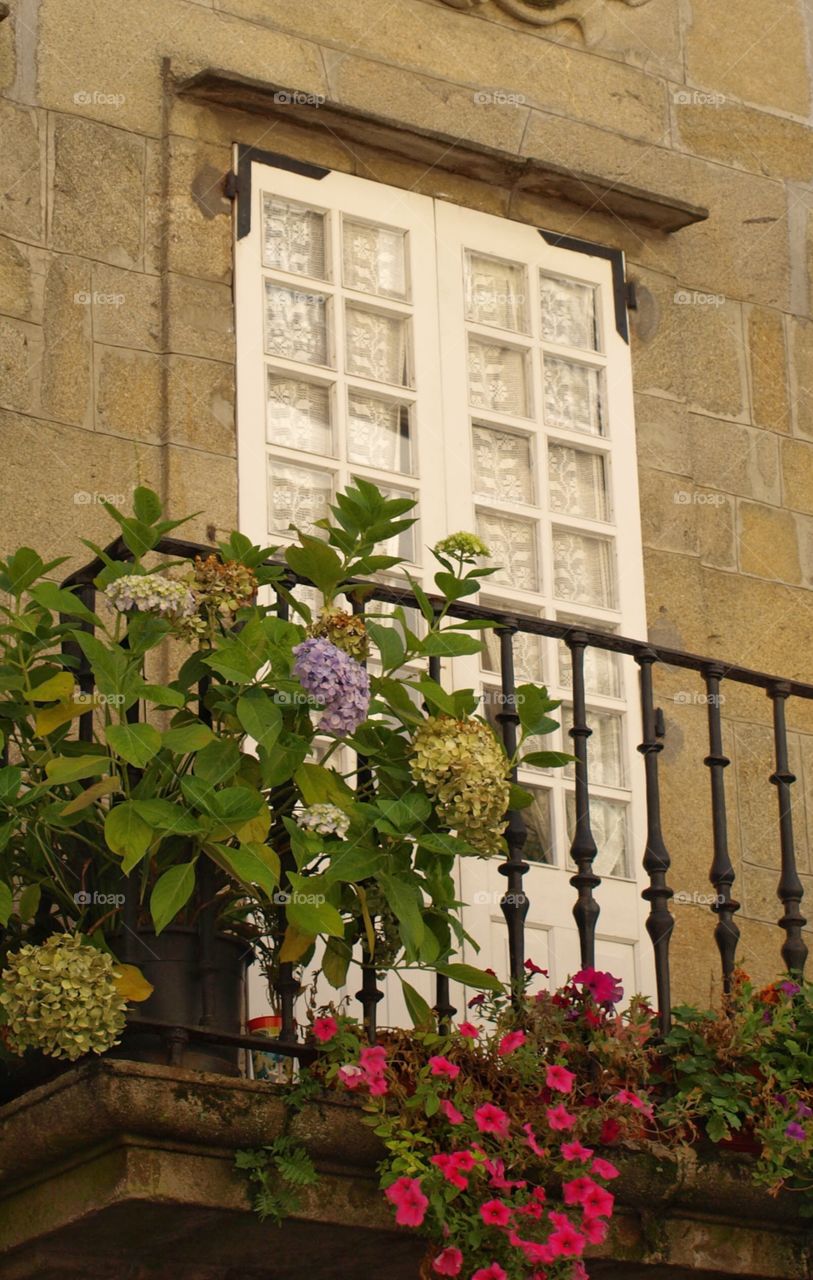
[74,632,133,701]
[412,678,458,717]
[6,548,45,596]
[104,801,153,871]
[131,799,201,835]
[517,684,562,738]
[203,617,269,682]
[420,632,484,658]
[139,683,186,709]
[508,783,534,811]
[150,862,196,934]
[61,775,120,815]
[0,881,13,926]
[161,722,215,754]
[207,842,279,900]
[45,755,110,785]
[322,936,352,988]
[29,582,99,624]
[27,672,76,702]
[284,537,344,597]
[106,722,162,768]
[194,738,241,786]
[375,794,433,834]
[436,962,503,992]
[377,872,424,952]
[366,620,406,670]
[258,734,310,788]
[236,689,283,753]
[286,894,345,939]
[433,571,481,603]
[324,847,384,884]
[18,884,41,923]
[0,765,22,801]
[132,486,162,524]
[401,979,434,1029]
[294,763,354,808]
[520,750,574,770]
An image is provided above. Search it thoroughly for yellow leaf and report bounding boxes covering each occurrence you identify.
[233,810,271,843]
[279,925,316,964]
[36,697,99,736]
[61,776,121,815]
[27,673,76,702]
[113,963,154,1003]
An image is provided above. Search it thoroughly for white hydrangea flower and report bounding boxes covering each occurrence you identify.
[295,803,351,839]
[105,573,197,619]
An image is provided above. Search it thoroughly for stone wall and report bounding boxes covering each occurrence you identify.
[2,0,813,1001]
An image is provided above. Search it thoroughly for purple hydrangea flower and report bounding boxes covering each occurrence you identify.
[780,980,802,996]
[785,1122,806,1142]
[292,637,370,736]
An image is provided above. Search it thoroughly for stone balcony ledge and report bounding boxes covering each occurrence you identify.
[0,1059,809,1279]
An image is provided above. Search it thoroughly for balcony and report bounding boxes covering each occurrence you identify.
[0,531,810,1280]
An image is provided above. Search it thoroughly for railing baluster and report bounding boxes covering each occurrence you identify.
[197,675,218,1027]
[567,632,600,967]
[703,665,740,991]
[637,651,674,1034]
[273,591,299,1044]
[428,649,456,1033]
[496,624,528,995]
[352,596,383,1040]
[769,683,808,976]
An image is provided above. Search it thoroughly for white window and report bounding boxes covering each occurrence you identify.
[235,159,655,1012]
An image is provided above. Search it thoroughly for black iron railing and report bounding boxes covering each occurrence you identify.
[57,535,810,1059]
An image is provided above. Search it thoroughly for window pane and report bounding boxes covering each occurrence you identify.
[482,627,544,683]
[543,357,603,436]
[548,444,610,521]
[468,339,529,417]
[473,426,533,504]
[268,459,333,536]
[523,787,553,864]
[465,252,527,332]
[553,531,615,608]
[262,195,327,278]
[343,219,407,299]
[264,283,328,366]
[564,708,625,788]
[345,306,409,385]
[266,374,332,454]
[558,633,621,699]
[476,511,539,592]
[540,276,598,351]
[566,794,628,877]
[347,392,412,473]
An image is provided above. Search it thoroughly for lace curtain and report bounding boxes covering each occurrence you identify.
[267,375,332,455]
[345,307,408,386]
[468,339,529,417]
[473,426,534,504]
[566,794,628,878]
[465,252,527,333]
[343,220,406,299]
[264,283,328,367]
[263,196,327,279]
[540,276,598,351]
[268,461,333,536]
[548,444,609,522]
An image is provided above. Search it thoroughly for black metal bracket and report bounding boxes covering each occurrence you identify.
[234,142,329,240]
[539,229,631,343]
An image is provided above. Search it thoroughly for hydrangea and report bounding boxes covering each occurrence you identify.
[433,532,490,560]
[192,555,257,621]
[410,716,510,854]
[292,637,370,736]
[0,933,127,1061]
[308,607,369,662]
[106,573,197,619]
[296,802,351,839]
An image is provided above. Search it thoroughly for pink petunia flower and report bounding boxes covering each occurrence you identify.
[524,959,548,976]
[572,968,623,1005]
[484,1157,526,1192]
[522,1122,547,1157]
[475,1104,511,1138]
[312,1016,339,1042]
[614,1089,654,1119]
[582,1215,609,1245]
[520,1240,554,1265]
[440,1098,465,1125]
[338,1064,365,1090]
[582,1182,615,1219]
[431,1154,468,1191]
[498,1030,527,1056]
[561,1140,594,1162]
[359,1045,387,1076]
[563,1177,594,1207]
[384,1176,428,1227]
[548,1223,586,1258]
[429,1055,461,1080]
[546,1104,577,1131]
[591,1157,619,1180]
[368,1075,388,1096]
[546,1064,576,1094]
[571,1262,589,1280]
[471,1266,507,1280]
[480,1199,512,1228]
[458,1021,480,1038]
[432,1247,464,1276]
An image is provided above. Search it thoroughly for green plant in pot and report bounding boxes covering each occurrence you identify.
[0,480,569,1080]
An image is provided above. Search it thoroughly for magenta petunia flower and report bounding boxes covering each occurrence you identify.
[561,1140,594,1162]
[786,1121,806,1141]
[440,1098,465,1125]
[480,1199,512,1228]
[582,1215,609,1245]
[546,1063,576,1094]
[522,1122,547,1157]
[591,1156,620,1180]
[524,958,548,976]
[475,1104,510,1138]
[572,967,624,1005]
[458,1021,480,1038]
[384,1176,429,1227]
[581,1182,615,1219]
[546,1103,577,1131]
[471,1265,507,1280]
[338,1064,365,1090]
[498,1029,527,1056]
[548,1222,586,1258]
[563,1177,594,1207]
[312,1016,338,1043]
[429,1055,461,1079]
[614,1089,653,1119]
[432,1247,463,1276]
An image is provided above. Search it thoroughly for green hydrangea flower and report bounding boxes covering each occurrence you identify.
[433,532,490,560]
[0,933,127,1061]
[308,607,370,661]
[409,716,510,854]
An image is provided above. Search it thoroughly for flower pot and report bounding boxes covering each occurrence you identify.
[111,926,250,1076]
